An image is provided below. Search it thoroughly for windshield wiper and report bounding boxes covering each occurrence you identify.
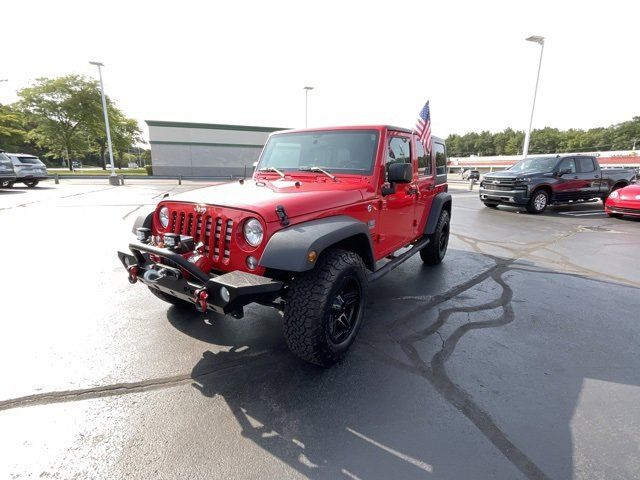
[298,166,337,181]
[258,166,285,178]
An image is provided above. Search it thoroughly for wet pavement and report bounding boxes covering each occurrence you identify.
[1,180,639,479]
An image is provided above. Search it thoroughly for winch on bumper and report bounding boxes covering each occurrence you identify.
[117,241,283,316]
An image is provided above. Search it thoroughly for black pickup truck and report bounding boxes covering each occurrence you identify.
[479,155,637,213]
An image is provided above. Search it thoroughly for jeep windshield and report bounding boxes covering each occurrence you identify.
[258,130,379,175]
[508,156,558,173]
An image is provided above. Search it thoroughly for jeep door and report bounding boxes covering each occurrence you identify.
[378,133,417,254]
[414,137,436,234]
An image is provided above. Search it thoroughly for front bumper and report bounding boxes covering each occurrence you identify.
[118,241,283,315]
[479,186,529,205]
[605,203,640,217]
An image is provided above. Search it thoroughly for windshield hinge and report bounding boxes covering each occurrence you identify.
[276,205,290,227]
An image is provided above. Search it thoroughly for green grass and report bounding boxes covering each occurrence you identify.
[48,168,148,176]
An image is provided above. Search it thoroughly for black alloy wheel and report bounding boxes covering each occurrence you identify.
[328,276,361,344]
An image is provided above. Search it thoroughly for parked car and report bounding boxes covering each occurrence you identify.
[6,153,48,187]
[118,125,451,366]
[462,169,480,180]
[479,155,636,213]
[0,151,17,188]
[605,183,640,218]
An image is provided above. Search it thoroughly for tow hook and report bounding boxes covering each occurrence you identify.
[194,288,209,313]
[127,265,139,284]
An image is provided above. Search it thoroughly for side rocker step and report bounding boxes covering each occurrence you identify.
[368,237,430,282]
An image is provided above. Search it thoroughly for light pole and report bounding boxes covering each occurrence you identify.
[304,86,314,128]
[89,61,119,185]
[522,35,545,159]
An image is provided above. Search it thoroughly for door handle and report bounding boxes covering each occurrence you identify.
[406,187,418,196]
[573,176,578,179]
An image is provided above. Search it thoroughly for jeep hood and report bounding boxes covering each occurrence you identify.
[167,179,365,223]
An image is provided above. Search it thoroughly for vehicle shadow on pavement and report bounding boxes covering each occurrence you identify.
[183,249,640,480]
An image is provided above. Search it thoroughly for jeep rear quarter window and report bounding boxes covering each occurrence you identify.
[434,141,447,182]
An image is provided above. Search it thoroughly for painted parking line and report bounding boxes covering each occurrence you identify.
[557,211,606,216]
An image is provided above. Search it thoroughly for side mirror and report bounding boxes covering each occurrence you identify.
[557,168,571,176]
[387,162,413,183]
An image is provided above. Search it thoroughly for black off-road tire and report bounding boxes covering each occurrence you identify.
[148,287,192,309]
[526,189,549,214]
[607,212,623,219]
[420,209,450,266]
[483,201,499,208]
[283,248,368,367]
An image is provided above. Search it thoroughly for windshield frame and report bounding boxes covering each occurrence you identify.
[256,129,380,176]
[507,156,559,174]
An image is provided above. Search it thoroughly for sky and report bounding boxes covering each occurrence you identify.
[2,0,638,142]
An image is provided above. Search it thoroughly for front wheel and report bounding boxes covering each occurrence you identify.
[283,248,367,367]
[526,189,549,214]
[420,209,450,265]
[483,201,499,208]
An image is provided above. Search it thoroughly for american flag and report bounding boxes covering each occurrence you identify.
[415,101,432,152]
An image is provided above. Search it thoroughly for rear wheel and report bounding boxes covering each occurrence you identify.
[526,189,549,214]
[25,180,39,188]
[420,209,450,265]
[148,287,192,309]
[283,248,367,367]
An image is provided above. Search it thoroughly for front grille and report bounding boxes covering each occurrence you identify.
[483,184,515,191]
[167,208,234,263]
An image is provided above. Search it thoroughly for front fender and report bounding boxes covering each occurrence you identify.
[259,215,375,272]
[424,192,452,235]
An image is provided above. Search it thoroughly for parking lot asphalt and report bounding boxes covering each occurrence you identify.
[1,180,639,479]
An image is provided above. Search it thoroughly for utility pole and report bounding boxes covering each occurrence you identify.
[304,86,314,128]
[89,61,119,186]
[522,36,545,159]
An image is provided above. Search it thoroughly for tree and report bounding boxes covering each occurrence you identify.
[18,75,104,170]
[0,103,27,151]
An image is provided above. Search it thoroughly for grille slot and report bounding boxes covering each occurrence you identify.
[166,207,234,263]
[224,220,233,260]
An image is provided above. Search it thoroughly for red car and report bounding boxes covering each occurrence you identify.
[119,126,451,365]
[605,184,640,218]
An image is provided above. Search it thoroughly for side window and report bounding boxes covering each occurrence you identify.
[434,142,447,176]
[558,158,577,174]
[416,140,432,176]
[576,157,596,173]
[386,136,411,173]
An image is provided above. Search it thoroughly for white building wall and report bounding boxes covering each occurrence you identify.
[146,121,288,177]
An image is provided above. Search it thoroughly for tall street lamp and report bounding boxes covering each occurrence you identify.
[89,61,119,186]
[304,86,314,128]
[522,35,545,159]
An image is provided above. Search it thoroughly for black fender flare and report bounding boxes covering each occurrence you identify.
[259,215,375,272]
[424,192,452,235]
[131,209,155,235]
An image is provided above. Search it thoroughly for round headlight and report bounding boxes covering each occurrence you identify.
[609,190,619,199]
[243,218,264,247]
[159,206,170,228]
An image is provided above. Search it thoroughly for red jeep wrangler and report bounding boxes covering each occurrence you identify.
[119,126,451,366]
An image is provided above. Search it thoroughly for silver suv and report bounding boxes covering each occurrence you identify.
[0,151,17,187]
[6,153,48,187]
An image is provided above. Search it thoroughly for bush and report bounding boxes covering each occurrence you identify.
[145,165,153,175]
